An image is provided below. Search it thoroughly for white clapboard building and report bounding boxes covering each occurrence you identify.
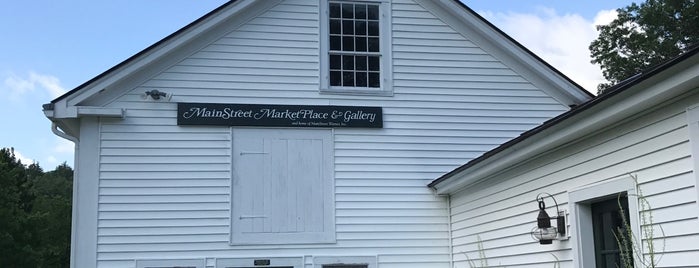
[430,46,699,267]
[43,0,593,267]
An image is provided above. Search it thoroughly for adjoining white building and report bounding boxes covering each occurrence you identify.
[45,0,688,267]
[431,46,699,267]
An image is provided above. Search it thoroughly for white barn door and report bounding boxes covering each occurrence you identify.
[231,128,334,245]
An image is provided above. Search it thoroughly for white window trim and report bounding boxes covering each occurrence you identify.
[687,104,699,211]
[313,256,377,268]
[216,257,303,268]
[319,0,393,96]
[568,176,641,268]
[135,258,205,268]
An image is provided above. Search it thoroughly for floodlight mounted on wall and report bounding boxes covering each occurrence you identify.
[531,192,566,244]
[145,89,169,100]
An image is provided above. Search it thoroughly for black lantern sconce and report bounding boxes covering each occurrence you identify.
[531,193,566,244]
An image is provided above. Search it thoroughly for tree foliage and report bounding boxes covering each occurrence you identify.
[589,0,699,92]
[0,148,72,267]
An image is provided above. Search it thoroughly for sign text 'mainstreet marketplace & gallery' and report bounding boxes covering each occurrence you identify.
[177,103,383,128]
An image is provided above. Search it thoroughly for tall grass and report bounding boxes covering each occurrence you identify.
[614,174,665,268]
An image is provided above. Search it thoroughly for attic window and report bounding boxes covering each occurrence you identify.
[321,0,392,95]
[329,2,380,88]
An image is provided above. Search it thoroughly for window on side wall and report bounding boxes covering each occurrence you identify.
[590,194,633,267]
[320,0,392,95]
[568,176,641,268]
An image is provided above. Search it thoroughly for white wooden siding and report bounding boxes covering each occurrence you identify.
[449,92,699,268]
[97,0,570,267]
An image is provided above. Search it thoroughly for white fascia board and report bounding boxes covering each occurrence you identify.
[49,99,78,119]
[77,107,124,118]
[422,0,592,105]
[44,105,118,140]
[48,101,124,119]
[43,109,54,118]
[64,0,267,107]
[434,59,699,195]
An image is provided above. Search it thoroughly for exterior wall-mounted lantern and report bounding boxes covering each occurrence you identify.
[531,193,566,244]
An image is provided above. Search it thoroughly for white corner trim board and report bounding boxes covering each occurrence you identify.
[686,104,699,211]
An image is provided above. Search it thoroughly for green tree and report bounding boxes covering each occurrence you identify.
[0,148,73,267]
[589,0,699,92]
[28,163,73,267]
[0,148,36,267]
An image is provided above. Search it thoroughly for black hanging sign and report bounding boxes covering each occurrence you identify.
[177,103,383,128]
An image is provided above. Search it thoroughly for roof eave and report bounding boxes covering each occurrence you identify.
[430,47,699,195]
[49,0,251,107]
[439,0,594,103]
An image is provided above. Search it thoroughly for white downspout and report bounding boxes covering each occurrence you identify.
[446,195,454,268]
[51,122,79,268]
[52,122,79,143]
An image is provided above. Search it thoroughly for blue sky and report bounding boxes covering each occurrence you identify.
[0,0,634,168]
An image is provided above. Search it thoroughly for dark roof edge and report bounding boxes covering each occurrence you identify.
[51,0,239,104]
[53,0,593,105]
[450,0,594,99]
[428,44,699,189]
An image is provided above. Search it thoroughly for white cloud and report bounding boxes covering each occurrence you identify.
[2,71,67,100]
[4,73,35,96]
[31,72,66,98]
[479,8,619,94]
[11,149,35,166]
[594,9,618,27]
